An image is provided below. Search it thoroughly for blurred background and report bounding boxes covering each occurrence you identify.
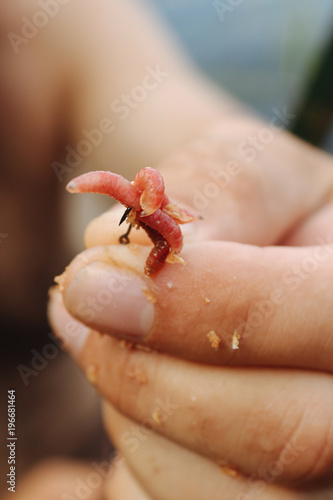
[1,0,333,493]
[154,0,333,122]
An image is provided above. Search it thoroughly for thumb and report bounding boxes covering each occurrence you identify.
[58,237,333,371]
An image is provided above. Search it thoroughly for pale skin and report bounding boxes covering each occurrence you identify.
[2,0,333,498]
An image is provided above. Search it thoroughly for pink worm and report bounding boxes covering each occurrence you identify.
[141,209,183,252]
[134,167,170,214]
[66,169,183,253]
[66,170,142,211]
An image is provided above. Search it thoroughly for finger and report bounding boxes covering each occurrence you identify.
[48,287,90,358]
[49,292,333,489]
[85,196,333,251]
[50,319,333,485]
[104,455,153,500]
[149,122,333,246]
[58,238,333,372]
[103,403,302,500]
[83,203,225,249]
[48,292,268,500]
[283,201,333,246]
[6,459,104,500]
[84,205,160,249]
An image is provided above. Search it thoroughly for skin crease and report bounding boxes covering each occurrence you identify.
[3,0,333,499]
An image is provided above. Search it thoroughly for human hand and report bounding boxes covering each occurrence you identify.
[48,119,333,499]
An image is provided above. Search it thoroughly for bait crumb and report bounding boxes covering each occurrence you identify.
[128,242,139,250]
[142,288,157,304]
[166,251,186,265]
[54,272,66,292]
[202,296,210,304]
[163,203,194,223]
[78,254,90,263]
[152,408,163,425]
[85,364,99,385]
[232,330,240,350]
[218,462,239,477]
[166,281,174,289]
[128,367,148,384]
[118,340,135,350]
[207,331,220,351]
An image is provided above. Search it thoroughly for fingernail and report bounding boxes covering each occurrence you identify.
[63,261,155,340]
[48,288,90,359]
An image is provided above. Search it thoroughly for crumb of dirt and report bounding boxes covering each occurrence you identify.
[207,330,220,351]
[152,408,163,425]
[54,271,66,292]
[232,330,240,350]
[127,367,148,384]
[219,462,239,477]
[142,288,157,303]
[118,340,135,350]
[85,364,99,385]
